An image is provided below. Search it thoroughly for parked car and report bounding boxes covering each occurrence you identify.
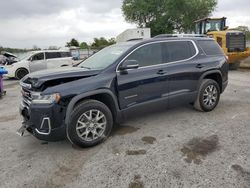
[0,52,19,65]
[19,36,228,147]
[1,50,72,79]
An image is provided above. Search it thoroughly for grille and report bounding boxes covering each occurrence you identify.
[226,33,246,52]
[21,87,32,108]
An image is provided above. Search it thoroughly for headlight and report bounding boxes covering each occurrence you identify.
[31,92,61,104]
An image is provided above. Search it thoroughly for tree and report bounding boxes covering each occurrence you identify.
[80,42,89,49]
[32,45,41,50]
[233,26,250,40]
[108,38,116,45]
[122,0,217,36]
[235,26,249,32]
[91,37,116,49]
[48,46,59,50]
[66,38,80,47]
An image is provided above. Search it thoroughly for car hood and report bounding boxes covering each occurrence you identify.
[21,67,101,89]
[2,52,17,58]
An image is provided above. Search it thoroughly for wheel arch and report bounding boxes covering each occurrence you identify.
[65,89,121,126]
[198,70,223,93]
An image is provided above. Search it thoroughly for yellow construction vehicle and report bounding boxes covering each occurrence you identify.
[194,17,250,69]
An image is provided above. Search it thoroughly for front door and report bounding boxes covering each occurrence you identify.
[29,52,46,73]
[117,42,168,109]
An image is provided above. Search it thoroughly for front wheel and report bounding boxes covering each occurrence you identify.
[67,100,113,148]
[194,79,220,112]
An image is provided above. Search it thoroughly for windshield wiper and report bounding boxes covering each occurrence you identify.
[80,66,91,70]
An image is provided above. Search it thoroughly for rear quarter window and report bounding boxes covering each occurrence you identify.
[162,41,197,62]
[197,40,224,56]
[60,52,71,57]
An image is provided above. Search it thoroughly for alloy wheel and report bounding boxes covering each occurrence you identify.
[203,85,218,107]
[76,109,107,142]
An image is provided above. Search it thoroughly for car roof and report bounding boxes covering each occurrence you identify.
[116,36,214,49]
[30,50,70,54]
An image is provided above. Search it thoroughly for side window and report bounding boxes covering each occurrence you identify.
[163,41,196,62]
[197,40,224,55]
[126,43,162,67]
[32,53,44,61]
[46,52,60,59]
[60,52,71,57]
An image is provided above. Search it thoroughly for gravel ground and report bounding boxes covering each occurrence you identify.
[0,70,250,188]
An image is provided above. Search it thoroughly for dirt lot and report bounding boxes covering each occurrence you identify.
[0,70,250,188]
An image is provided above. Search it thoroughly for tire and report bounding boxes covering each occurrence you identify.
[229,61,240,70]
[67,100,113,148]
[15,68,29,80]
[194,79,220,112]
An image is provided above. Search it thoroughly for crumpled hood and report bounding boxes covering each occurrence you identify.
[22,67,101,89]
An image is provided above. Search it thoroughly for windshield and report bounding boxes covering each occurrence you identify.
[205,20,222,33]
[18,51,35,61]
[78,43,134,70]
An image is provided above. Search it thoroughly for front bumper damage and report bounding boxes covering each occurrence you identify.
[18,101,66,141]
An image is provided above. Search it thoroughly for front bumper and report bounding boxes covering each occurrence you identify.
[19,102,66,141]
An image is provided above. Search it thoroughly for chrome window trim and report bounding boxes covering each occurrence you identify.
[116,40,199,72]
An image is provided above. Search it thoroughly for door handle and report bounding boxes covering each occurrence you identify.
[157,70,167,75]
[196,64,205,69]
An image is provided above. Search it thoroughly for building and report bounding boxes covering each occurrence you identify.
[116,28,151,42]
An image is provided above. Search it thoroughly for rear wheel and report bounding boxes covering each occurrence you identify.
[194,79,220,112]
[15,68,29,80]
[67,100,113,148]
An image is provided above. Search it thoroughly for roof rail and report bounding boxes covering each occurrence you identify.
[126,38,143,41]
[154,34,207,38]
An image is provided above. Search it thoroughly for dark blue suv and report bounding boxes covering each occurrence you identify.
[19,36,228,147]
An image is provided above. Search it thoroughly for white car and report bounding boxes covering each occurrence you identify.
[1,50,73,79]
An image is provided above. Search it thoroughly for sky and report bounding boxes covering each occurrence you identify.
[0,0,249,48]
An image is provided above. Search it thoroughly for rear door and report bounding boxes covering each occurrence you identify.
[117,42,168,109]
[161,40,200,106]
[29,52,46,73]
[60,51,72,65]
[45,52,61,69]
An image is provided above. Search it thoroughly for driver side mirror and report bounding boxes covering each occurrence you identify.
[119,60,139,71]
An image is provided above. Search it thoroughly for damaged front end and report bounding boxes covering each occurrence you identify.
[19,83,66,141]
[18,67,100,141]
[0,52,19,66]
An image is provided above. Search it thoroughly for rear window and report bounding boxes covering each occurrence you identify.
[60,52,71,57]
[197,40,224,55]
[162,41,197,63]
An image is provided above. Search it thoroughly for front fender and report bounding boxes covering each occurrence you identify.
[64,89,121,125]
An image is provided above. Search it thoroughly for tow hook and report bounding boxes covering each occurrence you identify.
[16,122,27,136]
